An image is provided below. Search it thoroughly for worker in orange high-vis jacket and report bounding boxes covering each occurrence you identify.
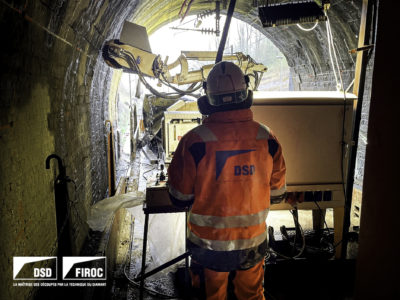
[168,61,286,300]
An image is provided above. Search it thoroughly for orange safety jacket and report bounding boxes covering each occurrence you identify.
[168,108,286,271]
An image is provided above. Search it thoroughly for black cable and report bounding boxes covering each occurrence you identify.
[160,72,202,94]
[268,208,306,260]
[120,50,201,100]
[123,51,184,99]
[312,200,335,256]
[121,51,183,99]
[290,210,299,255]
[313,200,331,237]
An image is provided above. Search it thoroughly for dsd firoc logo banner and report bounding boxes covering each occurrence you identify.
[13,257,57,280]
[62,257,106,280]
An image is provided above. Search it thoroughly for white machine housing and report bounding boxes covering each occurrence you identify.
[251,91,356,188]
[163,100,202,163]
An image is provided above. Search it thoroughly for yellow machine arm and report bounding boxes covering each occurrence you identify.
[102,39,267,91]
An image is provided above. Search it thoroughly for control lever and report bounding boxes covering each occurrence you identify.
[159,164,166,181]
[155,164,166,186]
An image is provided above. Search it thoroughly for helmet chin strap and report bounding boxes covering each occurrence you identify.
[197,90,253,116]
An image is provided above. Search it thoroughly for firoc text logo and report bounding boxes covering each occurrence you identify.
[63,257,106,280]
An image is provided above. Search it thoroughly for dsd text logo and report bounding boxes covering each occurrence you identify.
[13,257,57,280]
[63,257,106,280]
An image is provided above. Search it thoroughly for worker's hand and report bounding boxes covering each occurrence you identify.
[286,192,304,207]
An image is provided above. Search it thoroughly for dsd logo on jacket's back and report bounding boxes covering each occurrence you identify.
[13,257,57,280]
[63,256,106,280]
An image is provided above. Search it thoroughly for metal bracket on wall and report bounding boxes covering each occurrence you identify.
[349,44,375,54]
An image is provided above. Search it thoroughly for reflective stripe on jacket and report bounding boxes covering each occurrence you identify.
[168,108,286,270]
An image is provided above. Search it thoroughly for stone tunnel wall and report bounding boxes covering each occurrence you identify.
[0,1,137,299]
[248,0,363,92]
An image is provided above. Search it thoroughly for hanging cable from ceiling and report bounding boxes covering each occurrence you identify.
[296,20,319,32]
[325,10,344,91]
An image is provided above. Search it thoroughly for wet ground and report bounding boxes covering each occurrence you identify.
[108,227,355,300]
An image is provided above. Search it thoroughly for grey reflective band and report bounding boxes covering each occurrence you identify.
[256,124,270,140]
[192,125,218,142]
[189,209,269,229]
[188,230,268,251]
[169,185,194,202]
[270,184,286,197]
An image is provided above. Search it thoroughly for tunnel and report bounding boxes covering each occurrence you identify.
[0,0,399,299]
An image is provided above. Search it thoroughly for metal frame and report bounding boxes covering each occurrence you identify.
[135,204,189,299]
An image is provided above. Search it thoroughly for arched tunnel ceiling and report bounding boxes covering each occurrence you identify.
[128,0,361,91]
[132,0,257,34]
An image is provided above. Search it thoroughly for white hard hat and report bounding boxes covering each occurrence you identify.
[205,61,249,106]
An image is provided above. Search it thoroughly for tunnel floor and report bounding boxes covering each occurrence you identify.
[110,220,356,300]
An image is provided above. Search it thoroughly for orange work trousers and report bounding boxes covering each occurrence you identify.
[192,260,265,300]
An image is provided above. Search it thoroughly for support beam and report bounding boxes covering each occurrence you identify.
[342,0,375,258]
